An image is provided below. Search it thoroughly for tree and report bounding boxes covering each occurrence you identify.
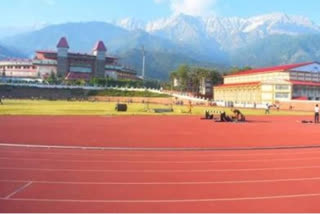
[46,72,58,85]
[170,64,190,91]
[169,65,223,94]
[229,66,252,74]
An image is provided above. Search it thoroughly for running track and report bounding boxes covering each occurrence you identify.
[1,115,320,212]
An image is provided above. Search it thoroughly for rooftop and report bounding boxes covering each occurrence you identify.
[226,62,313,77]
[93,41,107,52]
[56,37,70,49]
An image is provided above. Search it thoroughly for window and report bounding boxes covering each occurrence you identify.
[275,92,289,99]
[275,85,289,90]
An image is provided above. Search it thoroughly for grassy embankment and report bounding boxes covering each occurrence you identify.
[0,99,312,116]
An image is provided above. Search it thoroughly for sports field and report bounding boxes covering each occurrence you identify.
[0,100,319,212]
[0,99,312,116]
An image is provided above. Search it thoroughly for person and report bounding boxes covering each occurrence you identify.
[219,111,232,122]
[0,97,3,105]
[204,110,213,120]
[315,104,319,124]
[276,103,280,111]
[232,109,246,122]
[265,104,270,114]
[188,100,193,114]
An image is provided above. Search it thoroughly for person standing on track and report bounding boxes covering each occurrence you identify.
[315,104,319,124]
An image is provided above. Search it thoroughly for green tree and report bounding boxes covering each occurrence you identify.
[46,72,58,85]
[229,66,252,74]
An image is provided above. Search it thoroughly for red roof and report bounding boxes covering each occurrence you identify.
[226,62,313,77]
[57,37,70,48]
[290,80,320,87]
[292,96,308,100]
[93,41,107,52]
[215,81,261,88]
[65,72,90,80]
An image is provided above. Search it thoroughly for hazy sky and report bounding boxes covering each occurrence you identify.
[2,0,320,27]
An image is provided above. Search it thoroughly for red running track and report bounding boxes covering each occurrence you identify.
[1,115,320,212]
[0,115,319,148]
[2,146,320,212]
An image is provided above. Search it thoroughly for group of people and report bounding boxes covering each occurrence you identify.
[204,108,246,122]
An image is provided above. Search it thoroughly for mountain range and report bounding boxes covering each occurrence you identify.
[1,12,320,80]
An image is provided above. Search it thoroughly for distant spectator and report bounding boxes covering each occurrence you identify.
[0,97,3,105]
[315,104,319,124]
[265,104,270,114]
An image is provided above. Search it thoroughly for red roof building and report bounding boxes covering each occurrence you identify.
[214,62,320,105]
[56,37,70,49]
[93,41,107,52]
[0,37,138,82]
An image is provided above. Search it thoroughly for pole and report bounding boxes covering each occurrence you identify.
[142,46,145,80]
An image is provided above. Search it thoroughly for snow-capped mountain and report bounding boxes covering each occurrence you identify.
[116,13,320,50]
[2,12,320,80]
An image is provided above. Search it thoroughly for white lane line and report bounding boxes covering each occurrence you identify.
[2,148,320,158]
[1,142,320,152]
[2,193,320,203]
[4,181,32,199]
[1,165,320,172]
[1,156,320,164]
[2,176,320,185]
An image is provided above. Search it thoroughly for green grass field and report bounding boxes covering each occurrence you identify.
[0,99,312,116]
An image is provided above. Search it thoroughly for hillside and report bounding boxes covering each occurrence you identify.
[230,34,320,67]
[1,13,320,79]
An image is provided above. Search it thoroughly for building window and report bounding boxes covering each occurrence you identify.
[275,85,289,90]
[275,92,289,98]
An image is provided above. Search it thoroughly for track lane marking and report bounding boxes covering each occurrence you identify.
[2,165,320,172]
[3,148,320,158]
[4,181,32,199]
[2,142,320,152]
[2,177,320,185]
[2,193,320,203]
[2,156,320,163]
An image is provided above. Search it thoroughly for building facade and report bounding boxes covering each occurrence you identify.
[0,37,138,82]
[214,62,320,105]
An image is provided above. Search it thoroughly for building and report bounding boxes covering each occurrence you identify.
[199,77,213,97]
[214,62,320,106]
[0,37,138,82]
[0,59,38,80]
